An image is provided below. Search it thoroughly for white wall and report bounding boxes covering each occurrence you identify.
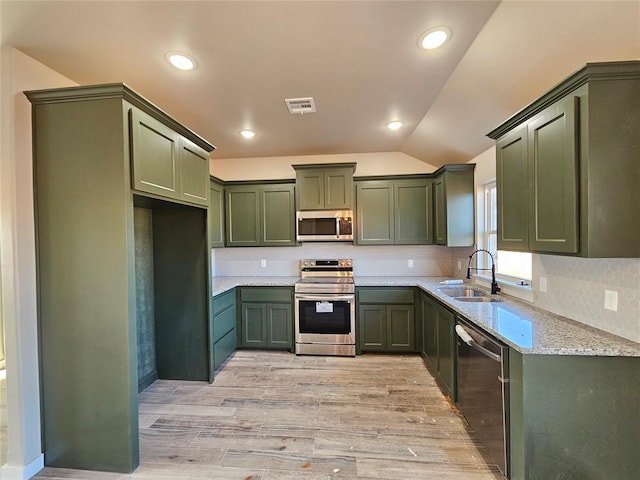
[0,47,77,480]
[469,146,640,343]
[211,151,437,181]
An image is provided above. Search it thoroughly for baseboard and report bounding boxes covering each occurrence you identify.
[0,453,45,480]
[138,370,157,393]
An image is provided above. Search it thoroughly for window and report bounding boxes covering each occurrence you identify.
[482,182,532,282]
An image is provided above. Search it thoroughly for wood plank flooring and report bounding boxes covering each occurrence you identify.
[34,351,503,479]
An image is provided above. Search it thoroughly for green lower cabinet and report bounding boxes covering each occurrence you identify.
[420,291,438,366]
[212,289,237,371]
[509,351,640,479]
[358,305,386,351]
[238,287,293,350]
[435,304,456,398]
[357,288,415,353]
[419,290,456,400]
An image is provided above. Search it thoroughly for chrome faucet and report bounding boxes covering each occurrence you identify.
[466,249,501,295]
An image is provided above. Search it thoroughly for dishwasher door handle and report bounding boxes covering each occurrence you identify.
[456,324,502,363]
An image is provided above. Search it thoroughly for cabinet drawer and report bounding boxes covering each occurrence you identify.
[240,287,292,303]
[212,289,235,315]
[213,328,236,370]
[358,288,414,304]
[213,304,236,342]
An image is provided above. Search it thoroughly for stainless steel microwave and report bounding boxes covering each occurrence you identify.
[296,210,354,242]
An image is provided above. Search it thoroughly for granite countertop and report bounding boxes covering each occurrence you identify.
[212,276,299,297]
[211,275,640,357]
[356,276,640,357]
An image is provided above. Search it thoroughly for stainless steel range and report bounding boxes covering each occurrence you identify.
[294,259,355,356]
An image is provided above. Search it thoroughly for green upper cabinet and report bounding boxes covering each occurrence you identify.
[395,179,433,244]
[496,125,529,251]
[488,61,640,257]
[527,95,579,253]
[130,108,210,207]
[209,178,225,248]
[356,178,432,245]
[433,166,475,247]
[178,137,210,206]
[293,163,355,210]
[225,182,295,247]
[356,181,394,244]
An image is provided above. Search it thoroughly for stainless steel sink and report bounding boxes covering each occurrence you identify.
[437,286,501,302]
[453,296,497,302]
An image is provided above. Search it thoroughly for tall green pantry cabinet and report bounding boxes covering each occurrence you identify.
[26,84,216,473]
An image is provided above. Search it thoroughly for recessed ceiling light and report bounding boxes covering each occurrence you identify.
[418,27,451,50]
[166,52,197,71]
[387,121,403,130]
[240,129,256,139]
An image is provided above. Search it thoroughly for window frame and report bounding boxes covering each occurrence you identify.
[475,181,533,300]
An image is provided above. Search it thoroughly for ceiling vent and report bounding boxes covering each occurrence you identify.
[284,97,316,115]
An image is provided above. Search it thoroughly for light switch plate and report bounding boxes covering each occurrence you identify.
[260,259,266,268]
[408,259,414,268]
[604,289,618,311]
[457,260,462,271]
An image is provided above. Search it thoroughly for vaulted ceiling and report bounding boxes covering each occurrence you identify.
[2,1,639,166]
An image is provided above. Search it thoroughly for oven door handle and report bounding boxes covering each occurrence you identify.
[295,294,354,302]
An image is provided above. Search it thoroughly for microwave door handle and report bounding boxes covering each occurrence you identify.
[336,217,340,236]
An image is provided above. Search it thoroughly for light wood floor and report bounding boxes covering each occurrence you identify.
[35,351,502,479]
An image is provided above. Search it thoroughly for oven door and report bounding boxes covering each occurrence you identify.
[295,294,355,344]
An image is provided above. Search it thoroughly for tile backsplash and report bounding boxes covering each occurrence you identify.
[534,255,640,343]
[213,244,454,277]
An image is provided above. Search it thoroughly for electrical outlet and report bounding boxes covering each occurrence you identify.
[408,259,414,268]
[260,259,266,268]
[539,276,547,293]
[457,260,462,271]
[604,289,618,311]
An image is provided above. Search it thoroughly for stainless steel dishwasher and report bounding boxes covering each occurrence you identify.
[456,317,510,478]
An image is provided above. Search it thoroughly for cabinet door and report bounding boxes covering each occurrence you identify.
[356,181,394,245]
[324,167,353,209]
[436,305,456,399]
[358,304,386,351]
[130,108,180,199]
[421,293,437,366]
[496,125,529,251]
[386,305,415,352]
[225,186,261,246]
[178,137,209,206]
[527,95,579,254]
[267,303,292,349]
[433,178,447,245]
[261,184,296,246]
[209,180,225,248]
[296,170,325,210]
[394,179,433,245]
[241,303,266,347]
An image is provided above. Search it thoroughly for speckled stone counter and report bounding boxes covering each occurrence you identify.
[212,276,298,297]
[356,276,640,356]
[211,275,640,356]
